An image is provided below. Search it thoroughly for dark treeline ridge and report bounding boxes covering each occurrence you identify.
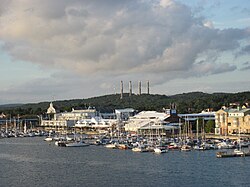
[0,91,250,118]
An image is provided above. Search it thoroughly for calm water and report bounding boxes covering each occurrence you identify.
[0,137,249,187]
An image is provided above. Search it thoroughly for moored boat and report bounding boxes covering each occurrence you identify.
[132,146,148,153]
[44,137,53,141]
[105,143,117,149]
[216,151,250,158]
[65,140,89,147]
[180,145,192,151]
[154,147,167,154]
[55,140,67,147]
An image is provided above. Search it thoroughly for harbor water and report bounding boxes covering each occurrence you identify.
[0,137,249,187]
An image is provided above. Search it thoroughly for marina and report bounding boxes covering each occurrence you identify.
[0,136,250,187]
[0,100,250,186]
[0,0,249,186]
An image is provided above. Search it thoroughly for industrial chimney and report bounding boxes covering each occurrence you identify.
[138,81,141,95]
[120,81,123,99]
[129,81,132,97]
[147,80,149,95]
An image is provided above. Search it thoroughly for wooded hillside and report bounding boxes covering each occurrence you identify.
[0,91,249,117]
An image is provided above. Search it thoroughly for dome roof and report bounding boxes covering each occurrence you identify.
[47,102,56,114]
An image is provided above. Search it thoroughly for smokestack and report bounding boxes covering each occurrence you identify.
[129,81,132,97]
[147,80,149,94]
[138,81,141,95]
[120,81,123,99]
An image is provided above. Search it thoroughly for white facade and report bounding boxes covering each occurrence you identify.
[74,116,116,129]
[59,108,97,120]
[115,108,135,121]
[125,111,170,132]
[41,105,97,129]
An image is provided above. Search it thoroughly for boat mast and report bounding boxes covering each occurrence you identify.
[196,118,199,143]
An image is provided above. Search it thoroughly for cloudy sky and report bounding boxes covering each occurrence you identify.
[0,0,249,104]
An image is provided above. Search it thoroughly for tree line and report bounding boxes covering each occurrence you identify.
[0,91,249,119]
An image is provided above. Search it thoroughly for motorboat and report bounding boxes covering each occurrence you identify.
[193,143,210,151]
[105,143,117,149]
[180,145,192,151]
[168,142,180,150]
[217,142,235,149]
[55,140,67,147]
[117,144,129,150]
[154,147,167,154]
[132,146,148,153]
[44,137,53,141]
[233,149,244,155]
[65,140,89,147]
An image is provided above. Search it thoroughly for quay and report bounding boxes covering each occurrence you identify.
[205,133,250,140]
[216,151,250,158]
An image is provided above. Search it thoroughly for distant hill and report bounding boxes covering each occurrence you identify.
[0,103,24,108]
[0,91,250,117]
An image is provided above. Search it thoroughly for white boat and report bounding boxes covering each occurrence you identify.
[105,144,117,149]
[217,142,235,149]
[168,142,180,150]
[194,143,211,150]
[65,140,89,147]
[44,137,53,141]
[66,136,74,141]
[193,145,204,150]
[154,147,167,154]
[234,149,244,155]
[132,146,148,153]
[55,141,65,147]
[180,145,192,151]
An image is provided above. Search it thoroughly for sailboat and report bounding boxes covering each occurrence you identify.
[233,126,244,155]
[180,117,192,151]
[216,123,246,158]
[65,135,89,147]
[154,146,167,153]
[65,139,89,147]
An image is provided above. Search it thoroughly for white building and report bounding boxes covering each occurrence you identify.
[74,116,116,129]
[40,104,98,129]
[41,103,118,131]
[125,111,174,132]
[115,108,135,121]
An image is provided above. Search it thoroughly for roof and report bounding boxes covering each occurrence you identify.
[115,108,135,113]
[228,108,250,113]
[47,102,56,114]
[178,112,215,118]
[139,123,179,130]
[132,111,169,120]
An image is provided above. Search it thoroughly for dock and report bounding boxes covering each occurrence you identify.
[216,151,250,158]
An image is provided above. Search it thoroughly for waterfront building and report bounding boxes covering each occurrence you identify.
[60,107,97,120]
[115,108,135,121]
[41,102,70,131]
[0,113,6,118]
[215,106,250,135]
[178,110,215,124]
[40,103,129,132]
[41,103,98,130]
[124,109,180,134]
[138,121,179,138]
[73,116,117,133]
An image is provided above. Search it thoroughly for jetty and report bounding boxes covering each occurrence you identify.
[216,151,250,158]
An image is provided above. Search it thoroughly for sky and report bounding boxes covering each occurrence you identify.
[0,0,249,104]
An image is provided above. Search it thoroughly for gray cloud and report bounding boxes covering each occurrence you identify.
[241,45,250,54]
[0,0,249,104]
[240,65,250,71]
[243,61,249,65]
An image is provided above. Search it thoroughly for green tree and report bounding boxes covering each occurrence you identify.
[205,120,215,133]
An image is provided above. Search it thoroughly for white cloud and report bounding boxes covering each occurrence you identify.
[160,0,174,8]
[0,0,249,103]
